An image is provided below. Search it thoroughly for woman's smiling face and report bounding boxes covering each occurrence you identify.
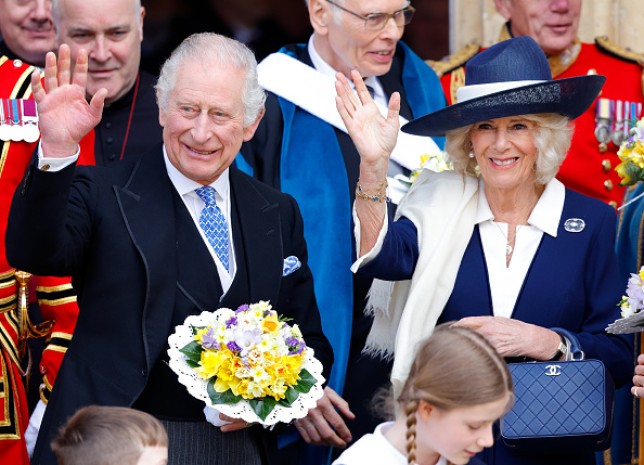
[470,116,539,192]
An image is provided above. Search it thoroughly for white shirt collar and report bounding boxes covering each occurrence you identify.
[474,177,565,237]
[307,35,381,98]
[163,146,231,201]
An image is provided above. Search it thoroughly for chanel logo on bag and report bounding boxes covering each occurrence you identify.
[545,364,561,376]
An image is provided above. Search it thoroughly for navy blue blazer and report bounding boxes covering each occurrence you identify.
[360,187,632,465]
[6,147,333,465]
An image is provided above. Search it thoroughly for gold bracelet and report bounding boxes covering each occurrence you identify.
[355,180,388,203]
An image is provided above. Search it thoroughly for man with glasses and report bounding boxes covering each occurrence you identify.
[238,1,445,464]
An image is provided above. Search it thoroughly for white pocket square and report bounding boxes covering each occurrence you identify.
[282,256,301,276]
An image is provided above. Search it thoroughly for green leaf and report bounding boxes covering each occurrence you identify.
[207,379,242,404]
[625,163,644,183]
[278,386,300,406]
[249,397,277,421]
[294,369,317,394]
[185,360,200,368]
[179,341,203,364]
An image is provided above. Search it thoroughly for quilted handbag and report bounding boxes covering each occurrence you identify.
[500,327,614,453]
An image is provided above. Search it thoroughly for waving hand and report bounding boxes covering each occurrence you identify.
[30,44,107,158]
[334,70,400,181]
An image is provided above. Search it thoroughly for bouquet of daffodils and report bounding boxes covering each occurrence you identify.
[616,118,644,186]
[167,301,324,425]
[606,266,644,334]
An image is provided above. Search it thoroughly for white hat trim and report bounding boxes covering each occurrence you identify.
[456,79,547,103]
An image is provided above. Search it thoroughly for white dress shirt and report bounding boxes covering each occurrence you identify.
[163,148,236,294]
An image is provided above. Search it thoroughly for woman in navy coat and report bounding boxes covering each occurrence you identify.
[335,36,631,465]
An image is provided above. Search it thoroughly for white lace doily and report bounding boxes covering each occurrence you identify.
[606,311,644,334]
[167,311,325,426]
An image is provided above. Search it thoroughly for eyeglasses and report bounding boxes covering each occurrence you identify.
[325,0,416,31]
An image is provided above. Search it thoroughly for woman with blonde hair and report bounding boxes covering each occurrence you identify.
[335,35,631,465]
[333,324,513,465]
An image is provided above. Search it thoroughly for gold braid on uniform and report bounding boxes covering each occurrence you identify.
[425,42,480,79]
[405,399,419,465]
[595,35,644,96]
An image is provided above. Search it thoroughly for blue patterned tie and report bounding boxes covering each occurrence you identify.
[195,186,230,271]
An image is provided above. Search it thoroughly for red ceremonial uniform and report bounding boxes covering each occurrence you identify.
[0,54,39,465]
[430,26,644,208]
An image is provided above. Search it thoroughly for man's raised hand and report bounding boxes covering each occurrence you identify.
[31,44,107,158]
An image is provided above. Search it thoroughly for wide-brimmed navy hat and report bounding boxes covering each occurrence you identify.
[402,36,605,136]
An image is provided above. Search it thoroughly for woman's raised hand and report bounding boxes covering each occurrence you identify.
[335,70,400,181]
[30,44,107,158]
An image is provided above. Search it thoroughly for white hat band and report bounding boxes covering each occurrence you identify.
[456,80,546,103]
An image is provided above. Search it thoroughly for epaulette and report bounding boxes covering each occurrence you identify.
[595,36,644,66]
[425,42,481,78]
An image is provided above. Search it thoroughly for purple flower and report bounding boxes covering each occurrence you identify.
[225,316,238,328]
[286,337,306,355]
[626,274,644,312]
[235,304,249,313]
[201,328,218,349]
[227,341,242,353]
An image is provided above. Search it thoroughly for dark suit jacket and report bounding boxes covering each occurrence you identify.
[6,146,333,465]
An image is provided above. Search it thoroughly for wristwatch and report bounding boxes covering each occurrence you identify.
[552,335,569,360]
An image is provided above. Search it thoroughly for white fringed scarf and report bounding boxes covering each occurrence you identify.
[361,170,479,397]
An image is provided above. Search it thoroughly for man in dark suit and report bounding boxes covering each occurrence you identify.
[6,33,333,465]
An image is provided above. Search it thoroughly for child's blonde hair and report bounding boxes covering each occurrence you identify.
[397,324,513,465]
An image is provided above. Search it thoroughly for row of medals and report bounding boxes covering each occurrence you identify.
[0,98,40,143]
[595,98,642,152]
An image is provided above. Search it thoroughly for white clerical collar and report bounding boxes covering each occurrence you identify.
[474,177,564,237]
[307,35,382,101]
[163,146,231,202]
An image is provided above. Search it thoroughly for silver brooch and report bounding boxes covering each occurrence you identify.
[564,218,585,233]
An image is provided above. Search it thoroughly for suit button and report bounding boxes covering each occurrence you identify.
[604,180,613,191]
[141,369,148,377]
[602,159,611,172]
[106,137,113,144]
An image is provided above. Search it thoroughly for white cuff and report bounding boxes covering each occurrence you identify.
[350,202,389,273]
[37,142,80,171]
[26,399,46,458]
[203,405,233,427]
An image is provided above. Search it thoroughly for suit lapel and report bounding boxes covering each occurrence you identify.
[227,167,283,305]
[114,148,179,369]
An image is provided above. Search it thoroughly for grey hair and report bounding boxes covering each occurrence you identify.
[51,0,142,38]
[445,113,572,185]
[156,33,266,127]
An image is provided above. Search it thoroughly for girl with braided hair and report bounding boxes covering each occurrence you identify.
[332,324,513,465]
